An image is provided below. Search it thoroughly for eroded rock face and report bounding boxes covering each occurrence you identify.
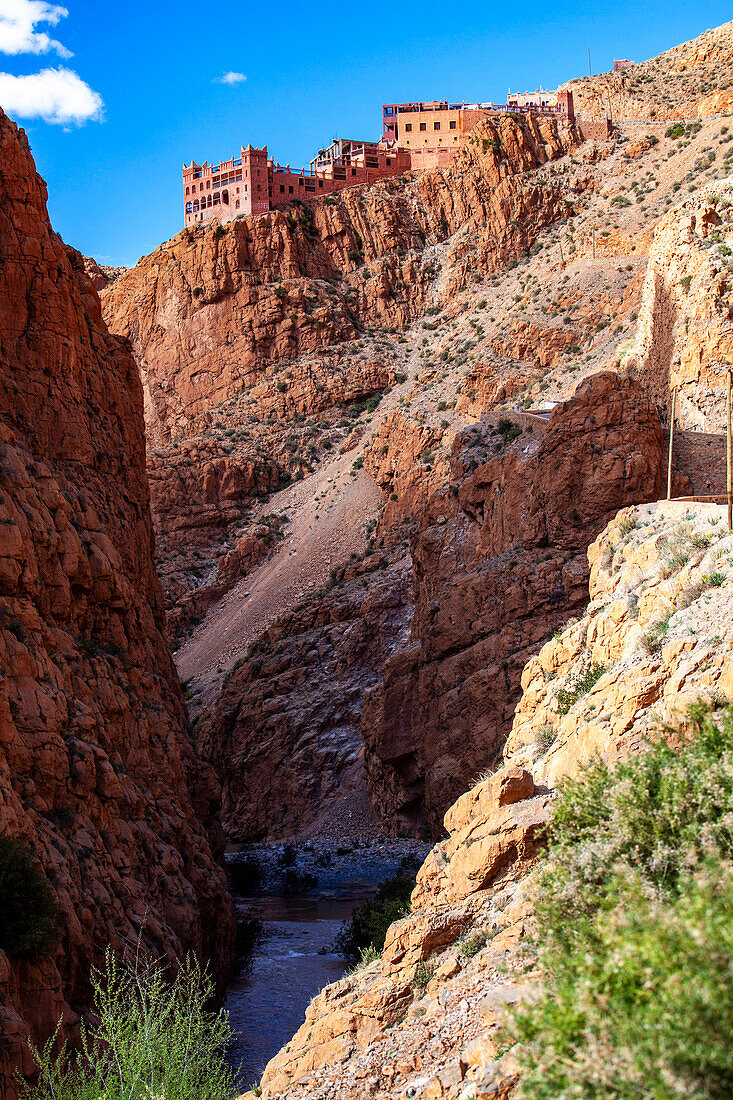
[624,178,733,430]
[0,110,234,1096]
[362,372,664,832]
[102,114,581,447]
[199,550,413,840]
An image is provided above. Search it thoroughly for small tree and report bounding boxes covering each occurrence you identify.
[27,950,234,1100]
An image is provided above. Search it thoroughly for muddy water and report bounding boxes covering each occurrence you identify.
[226,891,367,1085]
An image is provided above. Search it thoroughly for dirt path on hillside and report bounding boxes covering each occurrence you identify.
[175,459,381,702]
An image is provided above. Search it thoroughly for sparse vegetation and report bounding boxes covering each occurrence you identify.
[334,874,415,964]
[513,703,733,1100]
[27,951,234,1100]
[554,664,606,716]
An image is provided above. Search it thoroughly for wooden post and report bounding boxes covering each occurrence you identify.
[721,369,726,532]
[667,387,676,500]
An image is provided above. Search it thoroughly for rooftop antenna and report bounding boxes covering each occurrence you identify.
[588,48,592,76]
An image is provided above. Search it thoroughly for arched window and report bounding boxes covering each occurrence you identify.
[186,202,192,213]
[193,200,199,212]
[222,189,229,205]
[185,186,190,195]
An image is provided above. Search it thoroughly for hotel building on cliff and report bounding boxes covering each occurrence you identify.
[183,139,410,227]
[182,90,575,227]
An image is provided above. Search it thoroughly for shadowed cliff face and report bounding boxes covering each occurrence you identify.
[0,110,235,1097]
[622,178,733,431]
[360,372,664,832]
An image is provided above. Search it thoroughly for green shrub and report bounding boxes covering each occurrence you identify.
[27,951,234,1100]
[0,836,56,957]
[512,704,733,1099]
[334,874,415,963]
[554,663,606,715]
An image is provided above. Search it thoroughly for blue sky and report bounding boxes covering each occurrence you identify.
[0,0,729,266]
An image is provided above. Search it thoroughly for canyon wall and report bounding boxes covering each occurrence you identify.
[361,371,663,832]
[624,178,733,430]
[0,110,234,1095]
[201,372,662,840]
[252,497,733,1100]
[100,115,585,624]
[103,113,581,444]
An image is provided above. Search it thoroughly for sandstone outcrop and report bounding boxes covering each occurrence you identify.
[0,110,234,1096]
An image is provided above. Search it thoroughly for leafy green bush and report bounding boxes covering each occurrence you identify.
[334,874,415,963]
[512,704,733,1099]
[26,952,234,1100]
[0,836,56,958]
[554,663,606,715]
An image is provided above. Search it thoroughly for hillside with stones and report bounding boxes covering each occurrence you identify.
[565,20,733,123]
[0,109,234,1097]
[101,113,584,632]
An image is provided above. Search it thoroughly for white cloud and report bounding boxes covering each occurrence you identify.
[0,66,103,124]
[0,0,72,58]
[214,70,246,85]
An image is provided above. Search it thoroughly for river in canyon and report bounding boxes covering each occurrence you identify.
[225,842,427,1086]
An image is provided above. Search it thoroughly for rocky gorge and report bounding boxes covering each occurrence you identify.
[3,14,733,1100]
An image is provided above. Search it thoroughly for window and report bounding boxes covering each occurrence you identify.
[419,122,426,131]
[213,192,220,204]
[280,184,285,192]
[351,168,357,176]
[405,123,412,132]
[318,179,323,187]
[385,106,394,115]
[449,120,456,130]
[185,186,190,196]
[289,185,294,193]
[298,178,304,186]
[185,202,192,213]
[222,190,229,204]
[434,121,441,130]
[235,200,240,209]
[386,157,391,165]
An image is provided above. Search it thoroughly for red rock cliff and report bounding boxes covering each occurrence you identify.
[0,110,235,1096]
